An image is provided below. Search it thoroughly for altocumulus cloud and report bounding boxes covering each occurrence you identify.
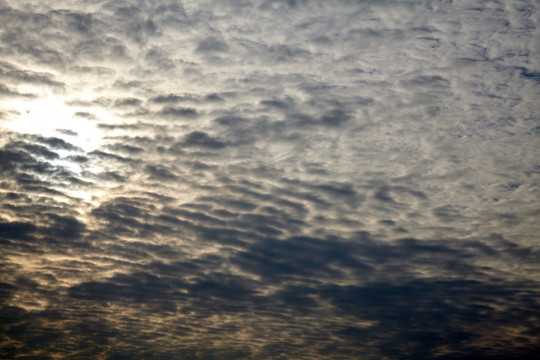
[0,0,539,359]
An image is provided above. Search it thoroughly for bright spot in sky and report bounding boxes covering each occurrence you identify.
[6,95,103,152]
[2,93,107,204]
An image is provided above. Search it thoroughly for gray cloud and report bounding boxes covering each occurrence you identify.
[196,36,229,53]
[159,106,198,118]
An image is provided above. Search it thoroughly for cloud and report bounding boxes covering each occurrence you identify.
[0,61,65,88]
[159,106,198,118]
[180,131,228,149]
[149,93,190,104]
[0,83,35,98]
[196,36,229,53]
[145,164,178,180]
[0,0,539,358]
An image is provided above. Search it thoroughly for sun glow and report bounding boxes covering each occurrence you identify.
[6,95,103,152]
[1,93,111,206]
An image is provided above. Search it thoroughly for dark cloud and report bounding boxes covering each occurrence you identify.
[402,75,452,89]
[105,143,144,154]
[73,111,97,120]
[88,150,135,163]
[114,97,142,107]
[180,131,227,149]
[159,106,198,118]
[260,98,292,109]
[145,164,178,180]
[196,36,229,53]
[65,154,88,163]
[149,94,188,104]
[0,221,38,242]
[32,135,81,151]
[204,93,225,102]
[0,61,64,88]
[0,83,35,98]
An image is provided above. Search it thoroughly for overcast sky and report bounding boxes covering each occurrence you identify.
[0,0,539,359]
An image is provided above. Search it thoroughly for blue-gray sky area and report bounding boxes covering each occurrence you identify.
[0,0,539,359]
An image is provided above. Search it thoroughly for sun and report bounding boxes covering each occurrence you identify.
[2,92,108,204]
[7,94,103,153]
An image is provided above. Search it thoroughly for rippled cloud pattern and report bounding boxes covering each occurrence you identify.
[0,0,539,359]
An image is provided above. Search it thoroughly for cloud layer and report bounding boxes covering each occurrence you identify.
[0,0,539,359]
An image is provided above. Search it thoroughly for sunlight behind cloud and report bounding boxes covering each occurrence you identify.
[6,95,103,152]
[2,92,110,205]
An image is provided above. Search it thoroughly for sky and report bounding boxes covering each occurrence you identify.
[0,0,539,359]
